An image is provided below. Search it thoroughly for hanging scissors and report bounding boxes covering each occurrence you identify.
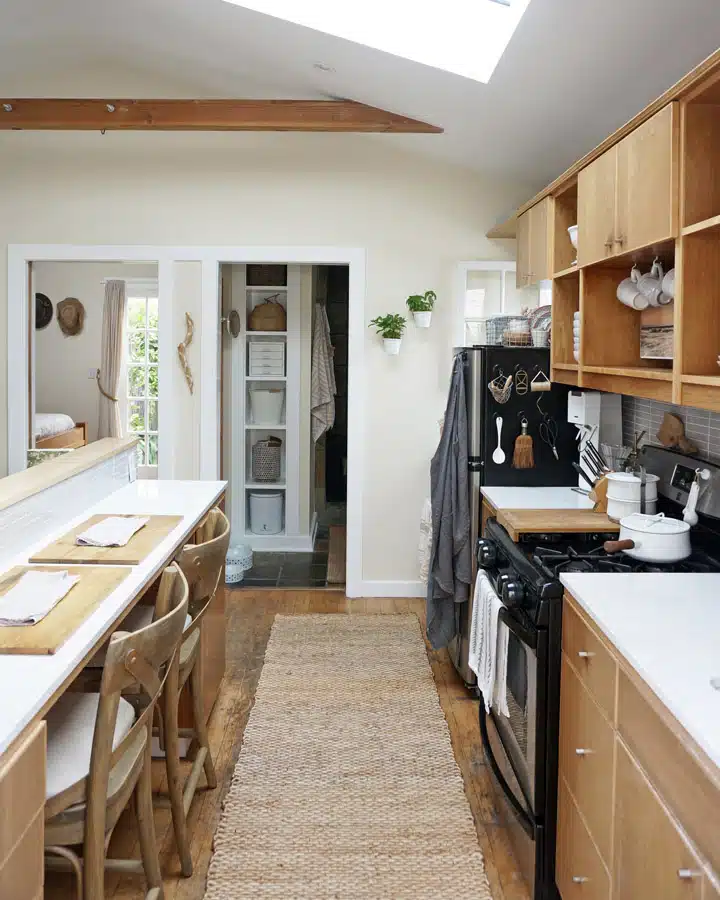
[539,415,559,461]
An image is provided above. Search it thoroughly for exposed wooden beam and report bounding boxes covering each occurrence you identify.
[0,99,442,134]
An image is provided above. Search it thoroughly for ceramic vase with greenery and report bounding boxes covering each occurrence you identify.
[406,290,436,327]
[369,314,407,355]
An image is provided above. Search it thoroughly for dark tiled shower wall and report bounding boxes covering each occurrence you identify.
[622,396,720,464]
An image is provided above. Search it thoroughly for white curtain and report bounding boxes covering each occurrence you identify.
[97,280,127,439]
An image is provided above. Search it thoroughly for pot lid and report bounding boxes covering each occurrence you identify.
[620,513,690,534]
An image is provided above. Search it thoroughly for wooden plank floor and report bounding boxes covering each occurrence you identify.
[45,590,529,900]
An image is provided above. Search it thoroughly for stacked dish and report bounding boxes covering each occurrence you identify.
[573,311,580,362]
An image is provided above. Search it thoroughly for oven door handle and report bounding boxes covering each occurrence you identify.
[478,702,535,838]
[498,606,538,650]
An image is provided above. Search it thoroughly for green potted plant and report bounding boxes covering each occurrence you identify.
[369,313,407,355]
[406,290,436,328]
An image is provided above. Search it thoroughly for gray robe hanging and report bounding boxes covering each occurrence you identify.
[426,355,472,650]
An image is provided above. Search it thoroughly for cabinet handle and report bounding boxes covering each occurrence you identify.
[677,869,702,880]
[577,650,595,659]
[572,876,589,884]
[604,238,613,250]
[615,234,625,246]
[575,748,593,756]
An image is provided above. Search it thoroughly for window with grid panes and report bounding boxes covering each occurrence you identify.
[125,291,158,475]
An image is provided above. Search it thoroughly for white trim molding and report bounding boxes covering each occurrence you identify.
[8,243,366,597]
[358,580,425,598]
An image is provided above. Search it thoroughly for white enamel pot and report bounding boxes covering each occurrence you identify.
[604,513,691,562]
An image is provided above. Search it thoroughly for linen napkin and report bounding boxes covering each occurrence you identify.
[0,570,80,626]
[76,516,149,548]
[468,570,510,717]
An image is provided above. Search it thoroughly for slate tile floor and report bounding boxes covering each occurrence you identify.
[241,525,330,588]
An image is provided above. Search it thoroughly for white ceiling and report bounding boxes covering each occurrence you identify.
[1,0,719,190]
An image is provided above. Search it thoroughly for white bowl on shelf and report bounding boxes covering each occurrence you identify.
[573,350,580,362]
[568,225,579,249]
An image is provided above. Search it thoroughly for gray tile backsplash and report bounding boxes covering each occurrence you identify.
[622,396,720,463]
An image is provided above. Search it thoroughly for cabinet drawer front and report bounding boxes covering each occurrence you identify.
[562,599,617,721]
[0,811,44,900]
[617,668,720,874]
[614,740,704,900]
[559,655,615,864]
[556,778,610,900]
[0,722,45,863]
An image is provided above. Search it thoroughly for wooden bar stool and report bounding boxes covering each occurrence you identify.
[162,507,230,876]
[44,563,189,900]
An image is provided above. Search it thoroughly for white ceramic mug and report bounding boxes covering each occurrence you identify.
[617,266,648,310]
[637,259,670,307]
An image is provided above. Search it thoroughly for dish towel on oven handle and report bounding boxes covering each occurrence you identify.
[468,570,510,717]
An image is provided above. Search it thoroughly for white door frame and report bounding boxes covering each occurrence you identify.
[7,244,366,597]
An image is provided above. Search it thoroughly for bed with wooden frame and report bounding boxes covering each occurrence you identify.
[34,414,88,450]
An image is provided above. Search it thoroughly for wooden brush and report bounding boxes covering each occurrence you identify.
[512,418,535,469]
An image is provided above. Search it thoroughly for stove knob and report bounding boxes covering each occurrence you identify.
[502,580,525,607]
[477,539,497,568]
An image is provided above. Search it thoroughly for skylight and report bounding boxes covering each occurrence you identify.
[224,0,532,84]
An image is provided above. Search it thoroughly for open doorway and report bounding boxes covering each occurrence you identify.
[27,260,158,475]
[221,262,349,589]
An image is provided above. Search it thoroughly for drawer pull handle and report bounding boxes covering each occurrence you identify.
[572,876,589,884]
[677,869,702,880]
[577,651,595,659]
[575,748,593,756]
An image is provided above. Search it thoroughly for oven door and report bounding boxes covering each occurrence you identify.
[479,606,547,896]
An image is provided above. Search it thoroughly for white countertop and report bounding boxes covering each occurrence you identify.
[0,479,225,755]
[561,573,720,770]
[482,486,593,510]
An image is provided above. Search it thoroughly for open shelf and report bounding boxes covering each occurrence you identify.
[246,285,288,292]
[583,366,672,381]
[553,181,578,274]
[551,271,580,367]
[246,331,287,337]
[679,228,720,378]
[245,375,287,382]
[245,423,286,430]
[681,214,720,237]
[553,265,579,280]
[245,482,286,490]
[682,374,720,386]
[553,362,578,371]
[682,85,720,230]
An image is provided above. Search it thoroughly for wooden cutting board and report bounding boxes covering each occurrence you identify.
[496,509,620,542]
[0,566,130,655]
[29,514,184,566]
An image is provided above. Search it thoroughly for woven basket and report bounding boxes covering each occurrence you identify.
[248,297,287,332]
[251,437,283,482]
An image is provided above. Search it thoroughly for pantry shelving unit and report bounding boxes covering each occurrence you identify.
[228,264,308,550]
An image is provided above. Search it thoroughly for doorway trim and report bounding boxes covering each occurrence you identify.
[8,243,366,597]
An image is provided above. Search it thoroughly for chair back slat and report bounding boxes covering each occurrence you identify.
[177,508,230,632]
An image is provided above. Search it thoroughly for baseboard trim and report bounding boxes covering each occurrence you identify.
[354,580,425,598]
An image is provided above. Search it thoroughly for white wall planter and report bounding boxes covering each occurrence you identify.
[383,338,402,355]
[413,311,432,328]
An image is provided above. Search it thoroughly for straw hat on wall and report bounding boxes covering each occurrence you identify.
[56,297,85,336]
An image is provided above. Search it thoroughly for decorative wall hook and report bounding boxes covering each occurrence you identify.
[177,312,195,395]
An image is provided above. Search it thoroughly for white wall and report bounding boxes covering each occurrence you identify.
[32,261,157,441]
[0,130,530,590]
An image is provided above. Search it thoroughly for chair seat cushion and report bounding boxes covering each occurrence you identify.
[45,692,136,800]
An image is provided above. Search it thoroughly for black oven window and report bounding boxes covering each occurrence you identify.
[506,633,529,756]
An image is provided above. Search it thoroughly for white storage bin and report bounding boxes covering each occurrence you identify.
[249,491,284,534]
[249,388,285,425]
[249,358,285,377]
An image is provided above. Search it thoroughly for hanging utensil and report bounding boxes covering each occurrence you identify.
[539,415,559,460]
[514,366,529,396]
[512,415,535,469]
[489,367,513,404]
[492,416,506,465]
[530,367,552,392]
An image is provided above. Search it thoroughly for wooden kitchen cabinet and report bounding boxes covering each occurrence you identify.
[556,778,610,900]
[615,103,678,255]
[613,740,704,900]
[516,198,552,288]
[705,878,720,900]
[577,145,618,267]
[562,600,617,721]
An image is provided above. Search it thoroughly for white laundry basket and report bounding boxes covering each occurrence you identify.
[249,491,284,535]
[249,387,285,425]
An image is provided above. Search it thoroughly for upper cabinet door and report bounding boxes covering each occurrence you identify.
[529,198,552,284]
[577,146,618,267]
[516,209,531,289]
[616,103,679,255]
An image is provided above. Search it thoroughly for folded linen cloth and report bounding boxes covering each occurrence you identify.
[468,570,510,717]
[0,570,80,626]
[76,516,149,548]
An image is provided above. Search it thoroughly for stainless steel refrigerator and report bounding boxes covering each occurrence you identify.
[448,346,579,686]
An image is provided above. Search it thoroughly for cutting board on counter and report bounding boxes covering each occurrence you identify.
[0,566,130,655]
[29,514,183,566]
[496,509,620,542]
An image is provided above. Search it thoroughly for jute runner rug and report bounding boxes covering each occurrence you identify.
[205,615,492,899]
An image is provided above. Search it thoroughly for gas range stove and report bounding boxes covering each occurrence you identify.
[533,544,720,578]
